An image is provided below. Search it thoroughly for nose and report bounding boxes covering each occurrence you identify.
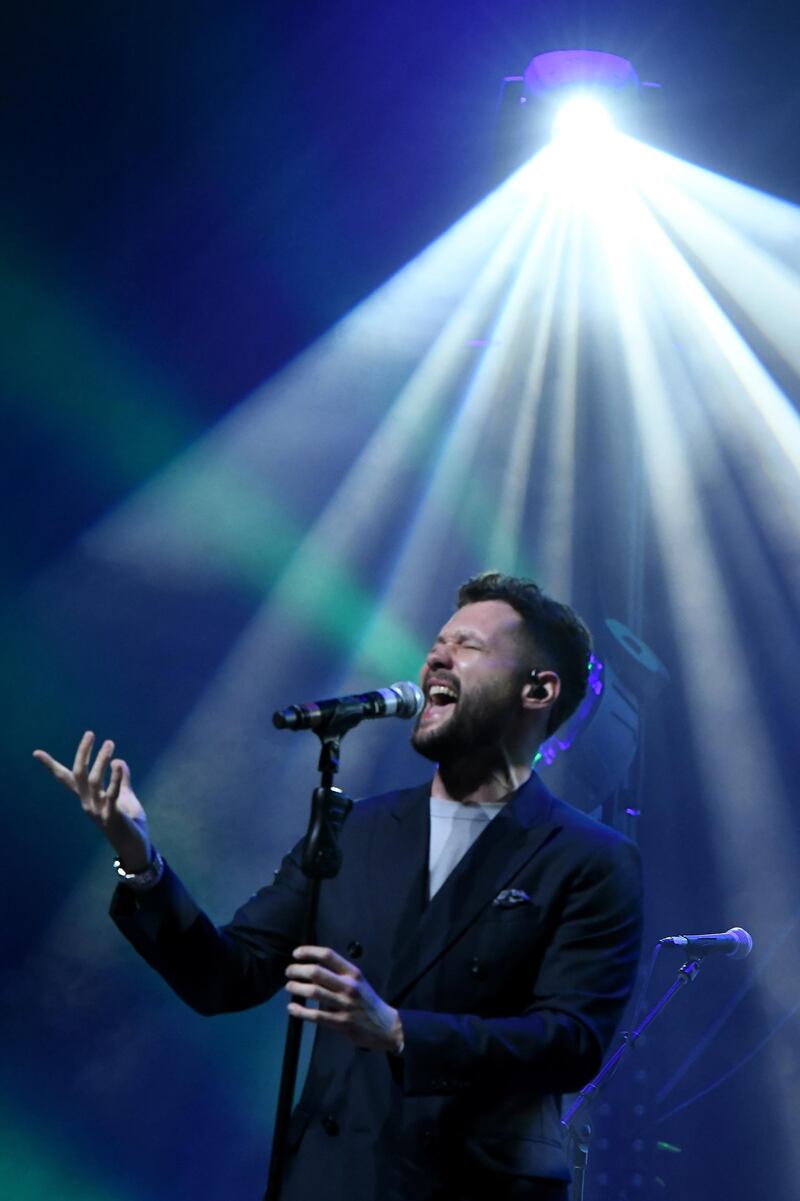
[424,641,453,673]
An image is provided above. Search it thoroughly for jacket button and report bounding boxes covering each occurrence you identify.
[346,940,363,960]
[321,1115,340,1137]
[470,956,485,978]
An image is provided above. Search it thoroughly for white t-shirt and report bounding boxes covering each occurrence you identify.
[428,795,506,900]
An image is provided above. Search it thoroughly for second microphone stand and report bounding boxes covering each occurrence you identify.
[562,955,705,1201]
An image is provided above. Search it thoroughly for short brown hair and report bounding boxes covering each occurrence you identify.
[456,571,592,737]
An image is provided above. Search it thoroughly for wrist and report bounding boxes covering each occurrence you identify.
[114,846,163,890]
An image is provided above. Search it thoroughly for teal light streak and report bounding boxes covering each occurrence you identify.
[0,225,197,485]
[0,220,427,679]
[0,1101,136,1201]
[126,458,427,675]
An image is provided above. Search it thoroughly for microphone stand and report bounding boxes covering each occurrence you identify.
[562,956,704,1201]
[263,720,357,1201]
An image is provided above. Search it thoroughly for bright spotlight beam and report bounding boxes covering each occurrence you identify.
[552,95,616,147]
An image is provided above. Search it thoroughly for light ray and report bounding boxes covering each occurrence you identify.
[486,207,569,569]
[596,167,799,1178]
[635,148,800,377]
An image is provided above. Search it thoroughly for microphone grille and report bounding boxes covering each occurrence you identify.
[727,927,753,959]
[390,681,424,718]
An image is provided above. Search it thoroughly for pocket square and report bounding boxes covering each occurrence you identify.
[492,888,531,909]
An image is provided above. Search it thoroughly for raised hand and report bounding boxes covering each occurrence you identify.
[285,945,404,1053]
[33,731,152,872]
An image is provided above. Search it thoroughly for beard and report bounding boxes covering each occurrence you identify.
[410,676,521,765]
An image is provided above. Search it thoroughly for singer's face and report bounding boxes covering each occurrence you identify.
[411,600,531,763]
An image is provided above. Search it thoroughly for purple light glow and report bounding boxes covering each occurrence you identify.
[524,50,639,98]
[534,654,604,766]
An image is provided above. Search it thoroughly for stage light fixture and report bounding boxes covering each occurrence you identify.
[536,624,669,836]
[524,49,640,98]
[490,48,654,170]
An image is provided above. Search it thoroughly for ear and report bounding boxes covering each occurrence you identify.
[521,669,561,712]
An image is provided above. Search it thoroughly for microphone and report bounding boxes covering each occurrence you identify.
[273,680,424,732]
[659,927,753,960]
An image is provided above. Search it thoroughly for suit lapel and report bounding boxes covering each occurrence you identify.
[364,782,430,993]
[386,773,561,1004]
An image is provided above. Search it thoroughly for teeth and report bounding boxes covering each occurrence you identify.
[429,685,457,701]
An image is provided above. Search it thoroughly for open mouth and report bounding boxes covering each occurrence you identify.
[420,681,459,723]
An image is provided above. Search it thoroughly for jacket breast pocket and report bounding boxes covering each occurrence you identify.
[452,909,549,1004]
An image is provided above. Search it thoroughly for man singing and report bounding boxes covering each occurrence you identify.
[35,571,642,1201]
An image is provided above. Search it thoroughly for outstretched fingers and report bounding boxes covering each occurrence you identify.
[34,734,149,868]
[72,730,96,778]
[34,732,123,815]
[106,758,124,806]
[32,748,76,791]
[88,738,115,791]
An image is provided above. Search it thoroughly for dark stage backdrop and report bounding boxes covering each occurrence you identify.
[3,4,799,1200]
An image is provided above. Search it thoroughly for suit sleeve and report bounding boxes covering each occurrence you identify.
[110,842,309,1015]
[397,836,643,1096]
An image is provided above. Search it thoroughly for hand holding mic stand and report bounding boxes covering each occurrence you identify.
[263,681,423,1201]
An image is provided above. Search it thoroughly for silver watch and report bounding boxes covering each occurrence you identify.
[113,848,164,890]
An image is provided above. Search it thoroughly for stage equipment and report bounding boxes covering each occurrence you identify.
[659,927,753,958]
[563,936,753,1201]
[264,704,365,1200]
[265,679,422,1196]
[493,48,661,180]
[536,620,669,837]
[524,49,639,94]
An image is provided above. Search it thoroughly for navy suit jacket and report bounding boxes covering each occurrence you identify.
[111,773,642,1200]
